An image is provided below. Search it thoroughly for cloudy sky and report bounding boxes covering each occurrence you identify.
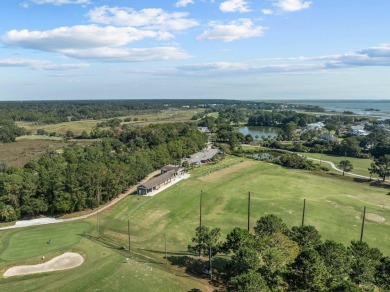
[1,0,390,100]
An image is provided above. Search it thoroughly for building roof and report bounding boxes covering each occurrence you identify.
[161,165,183,173]
[138,169,177,189]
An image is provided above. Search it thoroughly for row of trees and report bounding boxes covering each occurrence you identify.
[1,100,321,125]
[247,110,317,128]
[0,123,207,222]
[188,215,389,291]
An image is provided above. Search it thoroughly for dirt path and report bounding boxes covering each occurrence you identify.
[3,252,84,277]
[0,170,161,231]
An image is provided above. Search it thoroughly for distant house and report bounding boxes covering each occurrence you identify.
[307,122,325,131]
[137,165,184,195]
[349,125,370,136]
[197,126,211,134]
[317,134,338,142]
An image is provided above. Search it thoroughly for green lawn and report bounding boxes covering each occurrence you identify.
[1,157,389,290]
[99,157,390,262]
[0,222,90,262]
[298,152,374,178]
[0,221,208,291]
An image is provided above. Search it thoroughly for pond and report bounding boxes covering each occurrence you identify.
[237,126,279,140]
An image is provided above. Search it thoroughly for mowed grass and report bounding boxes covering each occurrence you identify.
[1,157,389,290]
[0,230,207,291]
[0,221,208,291]
[98,157,390,263]
[298,152,374,178]
[0,222,90,262]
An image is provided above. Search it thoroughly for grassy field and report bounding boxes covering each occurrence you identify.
[297,152,374,178]
[16,108,201,136]
[0,221,209,291]
[3,108,200,168]
[1,157,389,290]
[0,139,93,167]
[98,157,390,258]
[242,145,374,178]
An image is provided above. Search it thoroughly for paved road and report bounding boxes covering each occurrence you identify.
[0,170,161,231]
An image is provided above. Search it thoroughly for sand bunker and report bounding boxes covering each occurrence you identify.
[365,213,386,223]
[3,252,84,277]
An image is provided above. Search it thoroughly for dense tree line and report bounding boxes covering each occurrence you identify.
[0,100,323,125]
[0,123,206,222]
[188,215,390,291]
[248,110,317,128]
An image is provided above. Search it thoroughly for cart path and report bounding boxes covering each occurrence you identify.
[242,145,387,182]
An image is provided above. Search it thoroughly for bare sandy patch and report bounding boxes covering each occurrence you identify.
[3,252,84,277]
[365,213,386,223]
[201,161,257,182]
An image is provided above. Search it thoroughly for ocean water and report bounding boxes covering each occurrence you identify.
[285,100,390,119]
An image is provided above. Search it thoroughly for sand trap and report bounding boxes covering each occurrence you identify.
[3,252,84,277]
[365,213,386,223]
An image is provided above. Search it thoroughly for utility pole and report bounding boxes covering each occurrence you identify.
[200,190,203,228]
[301,199,306,226]
[247,191,251,232]
[360,206,366,242]
[128,220,131,252]
[199,190,203,257]
[209,245,212,281]
[164,233,168,264]
[97,188,100,236]
[97,210,99,235]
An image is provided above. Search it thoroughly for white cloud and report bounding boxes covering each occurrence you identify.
[61,47,191,62]
[29,0,90,5]
[274,0,312,12]
[262,9,273,15]
[154,44,390,77]
[2,25,173,51]
[0,58,89,70]
[197,19,265,42]
[175,61,323,75]
[2,25,190,62]
[87,6,199,31]
[175,0,194,7]
[359,44,390,58]
[220,0,251,13]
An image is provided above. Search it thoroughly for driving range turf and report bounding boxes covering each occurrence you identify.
[1,156,389,291]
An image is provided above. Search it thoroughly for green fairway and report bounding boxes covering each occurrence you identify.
[0,222,208,291]
[98,157,390,261]
[1,157,389,290]
[0,233,207,292]
[297,152,374,178]
[0,222,91,262]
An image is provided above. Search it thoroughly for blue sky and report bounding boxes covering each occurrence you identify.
[1,0,390,100]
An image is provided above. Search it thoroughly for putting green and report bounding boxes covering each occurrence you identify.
[0,222,91,262]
